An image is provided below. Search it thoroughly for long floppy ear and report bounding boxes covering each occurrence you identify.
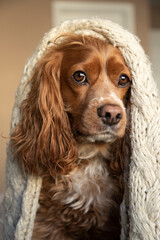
[11,49,78,177]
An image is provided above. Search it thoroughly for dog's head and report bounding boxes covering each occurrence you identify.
[59,35,131,143]
[11,34,131,177]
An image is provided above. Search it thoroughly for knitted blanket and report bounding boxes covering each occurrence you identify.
[0,18,160,240]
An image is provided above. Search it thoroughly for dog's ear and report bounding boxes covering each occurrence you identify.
[11,49,77,177]
[109,88,131,190]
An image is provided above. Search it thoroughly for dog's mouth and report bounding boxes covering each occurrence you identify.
[74,129,117,143]
[67,112,124,143]
[86,132,117,143]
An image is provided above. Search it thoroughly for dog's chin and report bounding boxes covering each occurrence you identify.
[74,131,118,144]
[85,133,117,143]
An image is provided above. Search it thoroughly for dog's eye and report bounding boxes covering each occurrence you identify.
[118,74,130,87]
[72,71,87,84]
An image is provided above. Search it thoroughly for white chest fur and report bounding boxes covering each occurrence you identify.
[61,143,115,214]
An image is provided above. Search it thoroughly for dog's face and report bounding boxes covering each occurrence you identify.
[60,36,131,143]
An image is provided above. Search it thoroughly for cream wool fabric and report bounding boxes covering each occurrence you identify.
[0,18,160,240]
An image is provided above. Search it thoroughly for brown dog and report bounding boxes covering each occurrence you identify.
[11,34,131,240]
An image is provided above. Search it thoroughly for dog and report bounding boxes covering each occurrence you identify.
[11,34,131,240]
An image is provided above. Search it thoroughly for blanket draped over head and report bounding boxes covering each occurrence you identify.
[0,18,160,240]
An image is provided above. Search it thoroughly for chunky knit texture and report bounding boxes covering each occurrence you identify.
[0,18,160,240]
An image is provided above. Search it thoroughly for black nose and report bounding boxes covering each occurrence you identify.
[97,104,123,126]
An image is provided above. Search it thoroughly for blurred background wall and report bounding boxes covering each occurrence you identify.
[0,0,159,194]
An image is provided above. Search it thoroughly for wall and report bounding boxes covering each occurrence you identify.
[150,4,160,91]
[0,0,150,194]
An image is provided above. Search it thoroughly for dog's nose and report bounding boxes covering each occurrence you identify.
[97,104,123,126]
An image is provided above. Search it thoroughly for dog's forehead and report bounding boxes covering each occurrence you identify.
[61,43,127,74]
[60,37,122,61]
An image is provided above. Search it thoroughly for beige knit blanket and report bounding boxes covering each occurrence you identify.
[0,18,160,240]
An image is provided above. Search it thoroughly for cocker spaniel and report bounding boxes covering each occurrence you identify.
[11,34,131,240]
